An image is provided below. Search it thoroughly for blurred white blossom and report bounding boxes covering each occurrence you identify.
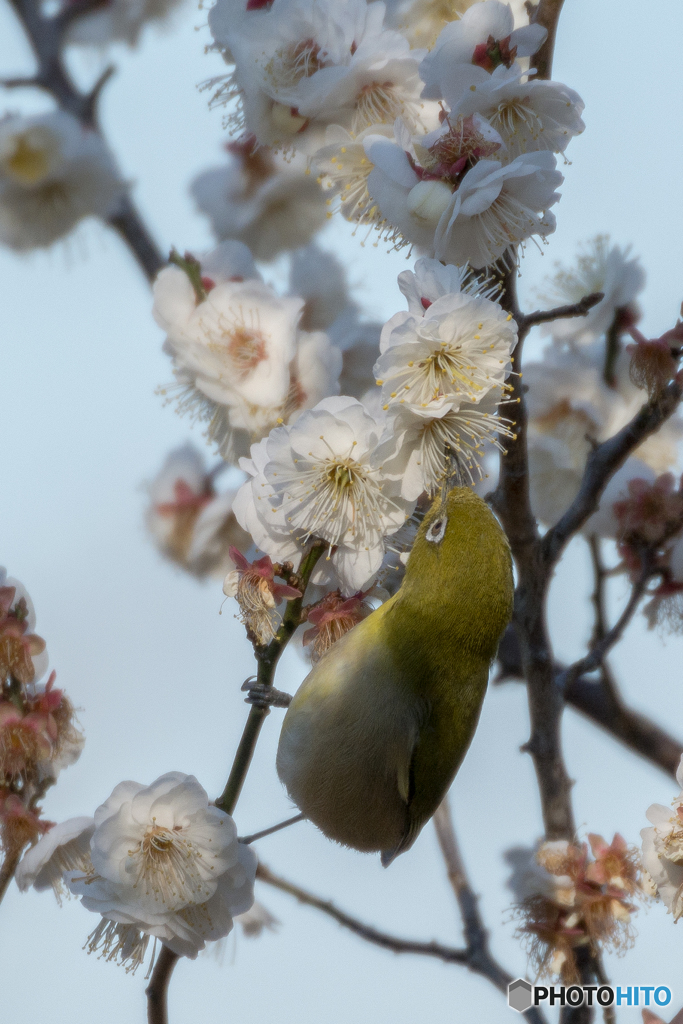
[641,756,683,921]
[0,111,125,251]
[192,139,326,260]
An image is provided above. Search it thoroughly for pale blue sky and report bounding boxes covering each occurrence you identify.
[1,2,683,1022]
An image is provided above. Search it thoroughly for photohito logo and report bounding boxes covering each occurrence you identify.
[507,980,672,1013]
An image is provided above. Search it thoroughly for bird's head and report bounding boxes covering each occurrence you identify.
[399,486,513,656]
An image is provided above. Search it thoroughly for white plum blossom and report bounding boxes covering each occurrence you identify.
[155,267,304,457]
[541,236,646,347]
[584,458,657,538]
[15,817,94,900]
[375,289,517,410]
[64,0,186,46]
[211,0,430,153]
[525,339,682,525]
[60,772,257,967]
[384,0,481,50]
[0,111,125,251]
[396,256,498,315]
[191,140,326,261]
[419,0,547,87]
[505,844,576,907]
[146,444,250,577]
[313,123,394,229]
[376,390,515,497]
[641,756,683,921]
[365,121,562,268]
[426,62,585,161]
[234,397,413,592]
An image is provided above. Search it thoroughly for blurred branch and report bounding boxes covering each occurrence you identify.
[543,378,683,566]
[5,0,165,282]
[433,798,548,1024]
[496,626,683,779]
[256,862,471,965]
[520,292,604,329]
[146,945,178,1024]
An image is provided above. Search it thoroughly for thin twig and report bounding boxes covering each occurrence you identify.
[557,567,653,689]
[215,541,325,817]
[544,377,683,566]
[239,812,305,845]
[520,292,604,329]
[145,945,179,1024]
[496,626,683,780]
[433,798,548,1024]
[256,862,469,965]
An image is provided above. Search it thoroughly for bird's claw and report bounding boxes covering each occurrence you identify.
[241,678,292,709]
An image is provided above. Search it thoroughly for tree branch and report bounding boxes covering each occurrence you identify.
[215,541,324,817]
[496,626,683,779]
[6,0,165,282]
[256,862,470,964]
[520,292,604,330]
[433,798,548,1023]
[528,0,566,81]
[543,378,683,566]
[145,945,178,1024]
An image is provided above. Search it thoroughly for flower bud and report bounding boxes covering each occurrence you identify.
[270,103,308,136]
[406,180,453,226]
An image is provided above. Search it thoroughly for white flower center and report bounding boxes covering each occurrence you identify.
[130,821,214,908]
[489,99,545,152]
[265,40,324,92]
[275,441,396,548]
[354,82,405,133]
[416,406,516,489]
[4,134,51,185]
[471,190,541,257]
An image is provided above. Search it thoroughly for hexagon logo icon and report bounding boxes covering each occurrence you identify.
[508,978,533,1013]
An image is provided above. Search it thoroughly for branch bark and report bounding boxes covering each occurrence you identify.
[433,798,548,1024]
[529,0,566,81]
[146,945,178,1024]
[543,377,683,566]
[496,626,683,779]
[257,861,470,965]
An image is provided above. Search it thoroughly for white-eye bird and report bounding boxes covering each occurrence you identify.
[276,486,514,865]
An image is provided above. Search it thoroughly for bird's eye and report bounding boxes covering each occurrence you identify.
[426,517,447,544]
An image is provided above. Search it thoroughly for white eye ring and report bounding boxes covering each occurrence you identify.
[426,516,447,544]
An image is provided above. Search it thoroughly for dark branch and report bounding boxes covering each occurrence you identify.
[215,542,324,817]
[520,292,604,329]
[496,626,683,779]
[6,0,164,281]
[433,799,548,1024]
[543,377,683,566]
[557,568,653,688]
[146,945,179,1024]
[529,0,566,81]
[55,0,109,30]
[256,862,469,965]
[239,812,305,845]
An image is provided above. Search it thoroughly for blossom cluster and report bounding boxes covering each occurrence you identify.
[507,833,644,982]
[641,756,683,925]
[523,236,683,530]
[207,0,582,269]
[151,242,517,638]
[16,772,257,969]
[0,570,83,862]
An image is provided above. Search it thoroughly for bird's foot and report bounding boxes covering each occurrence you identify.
[241,677,292,709]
